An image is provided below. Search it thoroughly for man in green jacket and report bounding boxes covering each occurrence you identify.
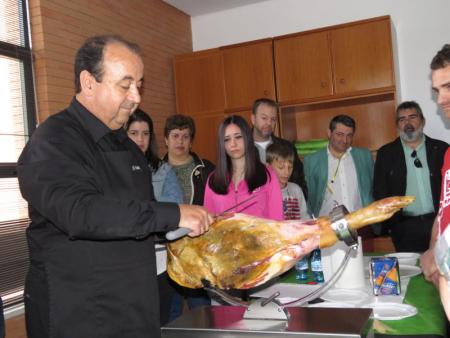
[303,115,373,218]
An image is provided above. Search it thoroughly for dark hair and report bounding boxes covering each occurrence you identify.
[430,44,450,70]
[329,115,356,132]
[164,114,196,140]
[266,141,295,164]
[252,98,279,115]
[208,115,269,194]
[74,35,141,93]
[124,109,161,170]
[395,101,424,122]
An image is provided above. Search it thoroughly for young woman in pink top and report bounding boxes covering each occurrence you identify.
[204,115,283,220]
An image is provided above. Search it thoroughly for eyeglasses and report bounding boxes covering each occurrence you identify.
[411,150,423,168]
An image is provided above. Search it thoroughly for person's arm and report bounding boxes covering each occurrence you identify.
[373,148,388,201]
[267,168,284,221]
[290,143,308,201]
[421,217,440,287]
[159,165,184,204]
[302,156,315,217]
[202,175,219,215]
[17,135,181,240]
[295,184,310,220]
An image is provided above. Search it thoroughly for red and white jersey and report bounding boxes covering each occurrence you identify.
[439,148,450,234]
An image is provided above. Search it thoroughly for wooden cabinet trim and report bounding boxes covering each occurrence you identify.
[278,87,396,109]
[220,37,273,50]
[273,15,390,42]
[174,47,220,61]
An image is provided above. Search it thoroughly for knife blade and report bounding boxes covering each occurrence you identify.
[165,194,257,241]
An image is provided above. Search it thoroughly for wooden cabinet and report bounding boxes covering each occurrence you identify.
[222,40,276,111]
[275,16,395,104]
[280,93,397,151]
[191,112,225,163]
[331,18,394,94]
[173,16,398,160]
[173,49,225,115]
[275,31,333,103]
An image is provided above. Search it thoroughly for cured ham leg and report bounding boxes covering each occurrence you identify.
[167,196,414,290]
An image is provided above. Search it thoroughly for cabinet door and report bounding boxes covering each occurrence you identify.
[173,49,226,115]
[331,19,394,94]
[274,31,333,103]
[191,113,225,163]
[222,40,276,111]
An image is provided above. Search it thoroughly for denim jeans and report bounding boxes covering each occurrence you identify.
[169,286,210,322]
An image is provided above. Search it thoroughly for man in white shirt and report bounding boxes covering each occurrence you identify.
[303,115,374,218]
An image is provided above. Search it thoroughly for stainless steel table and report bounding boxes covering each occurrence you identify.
[162,305,373,338]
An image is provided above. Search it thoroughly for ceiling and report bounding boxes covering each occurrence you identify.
[163,0,269,17]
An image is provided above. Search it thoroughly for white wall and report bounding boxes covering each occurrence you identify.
[191,0,450,143]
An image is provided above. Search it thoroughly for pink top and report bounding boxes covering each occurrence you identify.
[203,166,283,220]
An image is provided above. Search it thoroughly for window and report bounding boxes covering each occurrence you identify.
[0,0,36,307]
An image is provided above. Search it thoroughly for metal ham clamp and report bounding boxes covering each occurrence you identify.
[165,194,258,241]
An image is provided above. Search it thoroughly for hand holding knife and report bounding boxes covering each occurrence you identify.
[166,195,257,241]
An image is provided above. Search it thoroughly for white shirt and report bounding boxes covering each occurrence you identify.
[319,146,362,216]
[155,243,167,275]
[255,138,272,163]
[282,182,309,220]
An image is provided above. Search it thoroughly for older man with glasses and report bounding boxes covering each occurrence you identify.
[374,101,448,252]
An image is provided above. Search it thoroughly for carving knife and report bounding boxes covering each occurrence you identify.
[165,194,257,241]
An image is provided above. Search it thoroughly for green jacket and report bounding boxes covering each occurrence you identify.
[303,147,374,217]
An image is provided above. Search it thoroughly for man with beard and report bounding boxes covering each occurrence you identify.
[374,101,448,252]
[251,98,308,198]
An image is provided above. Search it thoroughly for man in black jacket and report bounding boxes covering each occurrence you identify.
[251,98,308,199]
[374,101,448,252]
[17,35,212,338]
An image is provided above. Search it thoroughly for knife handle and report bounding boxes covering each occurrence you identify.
[166,227,191,241]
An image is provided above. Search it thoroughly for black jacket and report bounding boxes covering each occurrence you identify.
[374,135,448,227]
[17,98,180,338]
[163,152,215,206]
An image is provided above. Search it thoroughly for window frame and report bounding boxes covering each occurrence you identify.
[0,0,37,308]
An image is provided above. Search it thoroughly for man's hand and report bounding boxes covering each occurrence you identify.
[421,217,440,287]
[421,248,440,287]
[439,275,450,321]
[178,204,213,237]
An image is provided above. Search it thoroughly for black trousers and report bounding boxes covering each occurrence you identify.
[158,272,176,326]
[390,213,435,252]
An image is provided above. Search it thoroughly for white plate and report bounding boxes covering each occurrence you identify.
[308,301,355,308]
[321,288,371,304]
[399,265,422,279]
[385,253,420,266]
[363,302,417,320]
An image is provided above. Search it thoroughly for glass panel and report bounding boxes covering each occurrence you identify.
[0,0,25,46]
[0,177,29,307]
[0,55,28,162]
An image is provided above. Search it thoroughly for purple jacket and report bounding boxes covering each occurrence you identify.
[204,166,283,220]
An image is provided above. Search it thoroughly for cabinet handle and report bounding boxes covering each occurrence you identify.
[263,90,269,96]
[320,81,327,88]
[339,78,346,85]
